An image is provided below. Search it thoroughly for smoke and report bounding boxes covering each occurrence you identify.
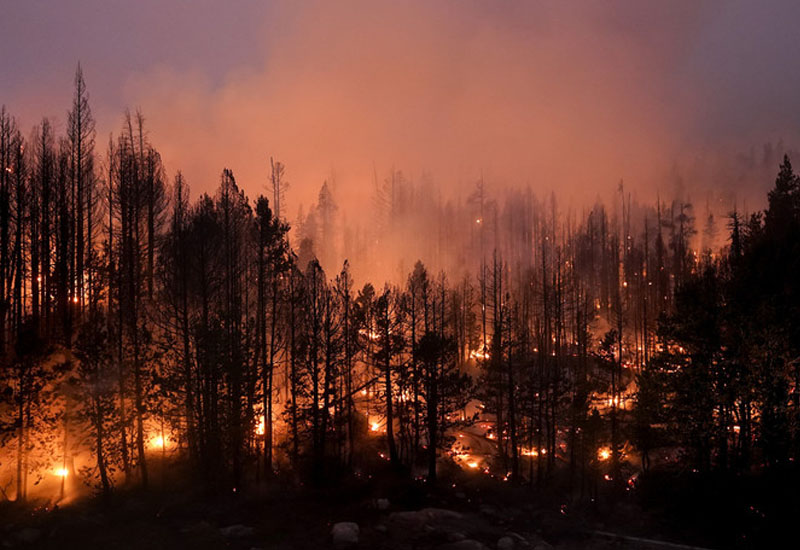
[3,1,800,237]
[108,1,794,210]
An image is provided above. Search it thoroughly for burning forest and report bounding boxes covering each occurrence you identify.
[2,3,800,549]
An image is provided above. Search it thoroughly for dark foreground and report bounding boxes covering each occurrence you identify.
[2,464,796,550]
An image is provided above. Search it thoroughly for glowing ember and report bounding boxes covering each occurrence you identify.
[466,460,479,469]
[256,417,265,435]
[470,348,490,361]
[359,328,380,341]
[597,447,611,461]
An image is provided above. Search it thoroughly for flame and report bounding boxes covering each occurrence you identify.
[359,328,380,341]
[597,447,611,461]
[466,460,479,469]
[55,468,68,478]
[606,395,626,408]
[151,435,165,449]
[370,418,385,433]
[256,417,265,435]
[470,348,490,361]
[397,390,412,402]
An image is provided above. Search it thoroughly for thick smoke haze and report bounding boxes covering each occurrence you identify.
[2,1,799,222]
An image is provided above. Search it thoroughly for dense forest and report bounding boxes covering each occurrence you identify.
[1,67,799,524]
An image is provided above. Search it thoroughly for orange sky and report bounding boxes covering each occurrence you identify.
[2,1,799,218]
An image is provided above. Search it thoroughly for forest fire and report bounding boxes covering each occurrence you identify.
[1,3,800,548]
[469,348,490,361]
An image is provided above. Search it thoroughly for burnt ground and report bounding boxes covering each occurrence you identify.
[1,460,794,550]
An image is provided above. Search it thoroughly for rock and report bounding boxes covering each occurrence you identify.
[388,508,462,528]
[503,533,531,547]
[479,505,500,518]
[420,508,464,521]
[376,497,390,510]
[523,534,549,549]
[389,510,427,529]
[219,524,255,538]
[438,540,488,550]
[331,522,359,547]
[16,528,42,544]
[497,536,514,550]
[375,524,388,533]
[447,531,467,542]
[388,508,465,543]
[181,520,214,534]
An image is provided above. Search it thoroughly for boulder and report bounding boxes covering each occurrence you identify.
[497,536,514,550]
[388,510,427,529]
[331,522,360,547]
[420,508,464,521]
[219,524,254,538]
[438,540,488,550]
[16,528,42,544]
